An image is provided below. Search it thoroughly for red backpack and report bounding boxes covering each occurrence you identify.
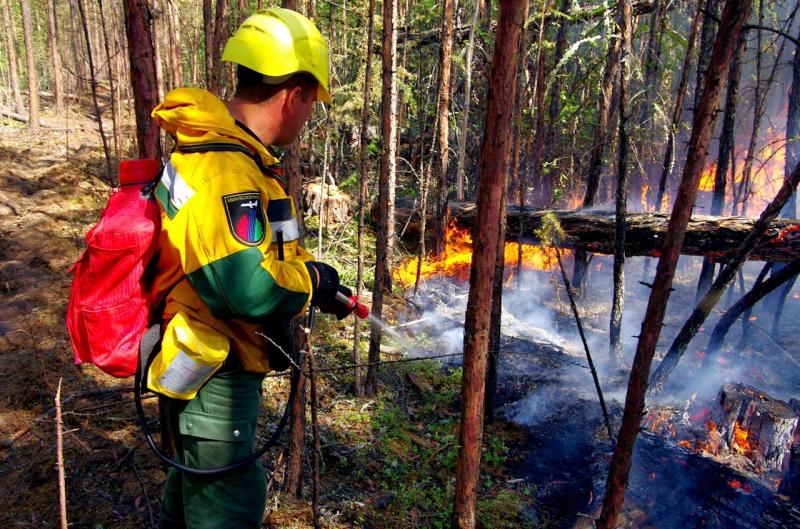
[67,160,161,377]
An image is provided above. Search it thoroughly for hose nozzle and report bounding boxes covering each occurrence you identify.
[335,290,370,319]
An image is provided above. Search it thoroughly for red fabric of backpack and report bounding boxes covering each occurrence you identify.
[67,160,161,377]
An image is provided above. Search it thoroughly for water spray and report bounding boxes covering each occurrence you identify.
[335,290,414,347]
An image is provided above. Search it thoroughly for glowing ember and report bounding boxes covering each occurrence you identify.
[731,422,756,456]
[727,479,753,493]
[394,220,567,287]
[678,440,694,450]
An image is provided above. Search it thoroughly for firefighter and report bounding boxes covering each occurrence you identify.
[148,8,351,529]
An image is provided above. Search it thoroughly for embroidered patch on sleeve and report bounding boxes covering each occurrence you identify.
[222,192,266,246]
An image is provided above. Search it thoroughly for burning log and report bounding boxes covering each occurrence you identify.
[391,200,800,263]
[708,383,798,472]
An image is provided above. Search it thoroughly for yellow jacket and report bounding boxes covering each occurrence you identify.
[150,88,313,374]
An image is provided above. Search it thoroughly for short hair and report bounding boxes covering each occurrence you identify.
[234,65,319,103]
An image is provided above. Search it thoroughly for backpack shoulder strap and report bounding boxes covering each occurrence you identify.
[176,142,287,188]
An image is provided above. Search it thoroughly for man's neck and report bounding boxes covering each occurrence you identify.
[227,97,278,146]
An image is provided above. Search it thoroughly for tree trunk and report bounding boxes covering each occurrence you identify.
[365,0,398,397]
[649,161,800,395]
[639,0,667,135]
[609,0,632,368]
[694,0,720,115]
[767,21,800,334]
[530,13,548,206]
[166,0,183,88]
[736,5,795,217]
[451,1,528,527]
[696,34,746,301]
[19,0,39,134]
[545,0,569,189]
[123,0,162,160]
[352,0,376,399]
[455,0,479,201]
[572,9,622,292]
[203,0,214,93]
[98,0,120,170]
[655,4,702,212]
[1,0,24,114]
[432,0,455,256]
[77,0,114,183]
[703,258,800,364]
[596,2,751,527]
[45,0,64,114]
[282,348,307,497]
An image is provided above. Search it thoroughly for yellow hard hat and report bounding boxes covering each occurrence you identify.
[222,8,331,104]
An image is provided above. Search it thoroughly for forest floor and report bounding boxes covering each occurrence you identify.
[0,105,535,529]
[2,102,800,529]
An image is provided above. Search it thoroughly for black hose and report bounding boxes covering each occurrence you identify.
[134,352,299,476]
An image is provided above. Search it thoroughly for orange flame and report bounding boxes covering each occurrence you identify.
[698,128,786,215]
[394,220,567,287]
[731,422,756,455]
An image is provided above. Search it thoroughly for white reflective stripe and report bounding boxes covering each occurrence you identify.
[161,161,195,210]
[271,218,300,242]
[157,349,216,395]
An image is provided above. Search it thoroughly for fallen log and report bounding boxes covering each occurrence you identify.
[391,201,800,263]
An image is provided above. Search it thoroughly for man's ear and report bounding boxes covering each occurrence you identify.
[284,86,305,115]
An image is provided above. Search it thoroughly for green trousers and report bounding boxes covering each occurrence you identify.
[158,358,267,529]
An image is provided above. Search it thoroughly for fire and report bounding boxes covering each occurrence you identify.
[394,220,566,287]
[697,128,786,215]
[698,420,723,455]
[731,422,756,455]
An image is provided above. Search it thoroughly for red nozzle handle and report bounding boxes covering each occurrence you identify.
[335,291,370,319]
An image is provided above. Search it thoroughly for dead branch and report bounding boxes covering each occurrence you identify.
[56,379,68,529]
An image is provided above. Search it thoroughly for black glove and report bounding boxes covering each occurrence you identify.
[306,261,354,320]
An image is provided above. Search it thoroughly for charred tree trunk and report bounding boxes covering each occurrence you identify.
[696,37,744,299]
[655,5,702,213]
[353,0,376,398]
[2,0,24,114]
[19,0,39,134]
[452,1,527,527]
[123,0,162,160]
[398,203,800,263]
[572,10,622,292]
[597,2,751,527]
[432,0,455,255]
[609,0,632,367]
[694,0,720,115]
[46,0,64,114]
[703,258,800,365]
[365,0,398,397]
[455,0,479,202]
[696,35,746,300]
